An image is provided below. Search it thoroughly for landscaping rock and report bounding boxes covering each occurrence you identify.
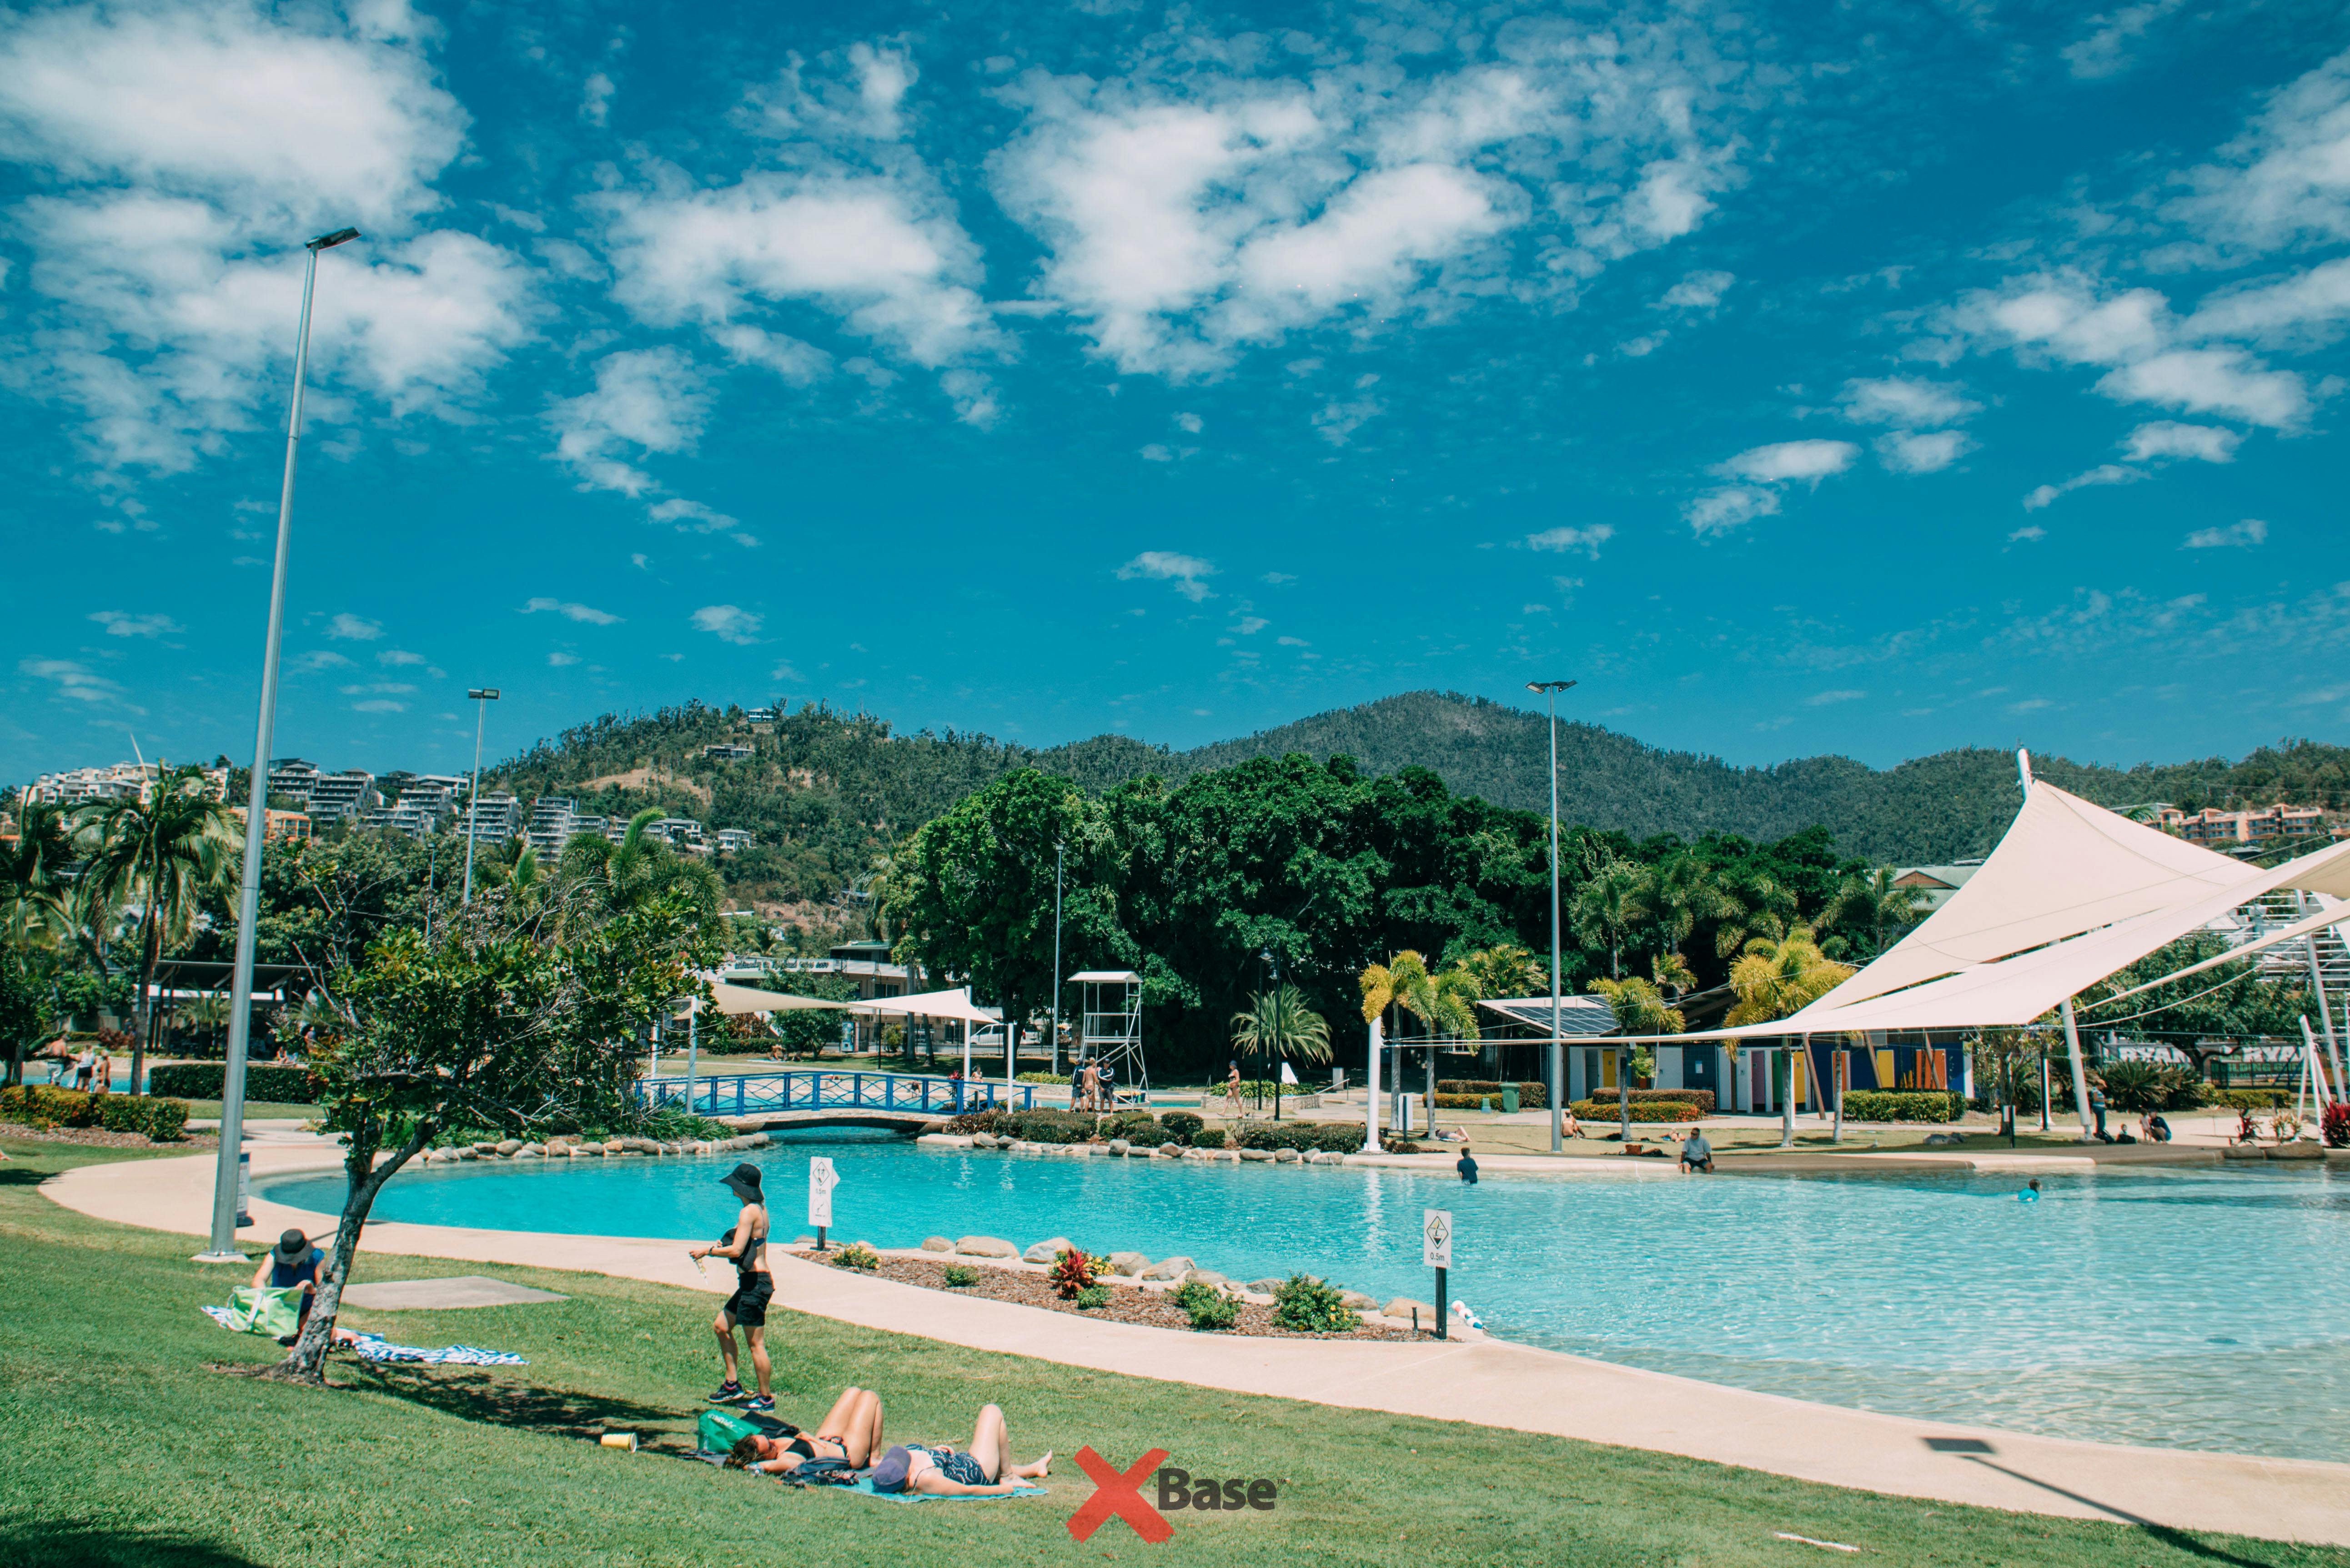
[495,1139,523,1156]
[691,1141,712,1154]
[603,1139,628,1154]
[1140,1256,1195,1281]
[1106,1138,1130,1156]
[512,1148,543,1161]
[1247,1278,1284,1295]
[2222,1144,2267,1160]
[745,1132,770,1147]
[455,1146,479,1161]
[473,1141,502,1155]
[1023,1237,1075,1265]
[575,1142,604,1157]
[1154,1143,1184,1159]
[921,1236,955,1252]
[1273,1148,1300,1163]
[1216,1149,1240,1162]
[1238,1148,1273,1162]
[955,1236,1019,1258]
[971,1131,998,1148]
[1338,1290,1378,1311]
[1182,1269,1228,1288]
[2269,1142,2325,1161]
[1383,1297,1435,1324]
[918,1119,950,1134]
[1106,1251,1151,1277]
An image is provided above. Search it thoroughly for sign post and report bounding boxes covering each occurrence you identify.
[1422,1207,1453,1341]
[808,1156,839,1252]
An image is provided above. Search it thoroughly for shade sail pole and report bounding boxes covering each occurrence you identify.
[1363,1016,1384,1153]
[2059,998,2096,1142]
[2297,893,2346,1096]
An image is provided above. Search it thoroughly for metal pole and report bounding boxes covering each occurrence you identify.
[1780,1039,1798,1148]
[462,689,498,903]
[1363,1016,1384,1153]
[1548,688,1564,1152]
[2060,997,2096,1141]
[1050,840,1064,1078]
[2298,897,2345,1096]
[684,996,698,1116]
[201,230,356,1262]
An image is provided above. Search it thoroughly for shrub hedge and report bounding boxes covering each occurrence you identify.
[1568,1098,1702,1123]
[1157,1111,1205,1139]
[0,1085,190,1141]
[146,1064,320,1103]
[1233,1120,1364,1152]
[1837,1090,1967,1124]
[1435,1081,1548,1108]
[2208,1087,2292,1110]
[1189,1128,1229,1149]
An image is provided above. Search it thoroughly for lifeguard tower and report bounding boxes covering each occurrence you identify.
[1069,970,1148,1102]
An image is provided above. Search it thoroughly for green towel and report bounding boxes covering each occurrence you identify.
[218,1286,305,1337]
[842,1478,1048,1503]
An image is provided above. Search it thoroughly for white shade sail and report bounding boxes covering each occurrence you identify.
[858,986,1003,1025]
[2084,893,2348,1011]
[703,980,859,1016]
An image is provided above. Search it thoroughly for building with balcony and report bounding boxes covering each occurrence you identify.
[461,791,521,843]
[25,760,227,807]
[525,797,577,854]
[704,743,754,760]
[228,806,312,844]
[2154,804,2331,847]
[715,828,756,854]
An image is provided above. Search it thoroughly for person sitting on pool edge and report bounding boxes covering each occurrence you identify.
[871,1404,1053,1496]
[728,1387,885,1478]
[1678,1128,1713,1173]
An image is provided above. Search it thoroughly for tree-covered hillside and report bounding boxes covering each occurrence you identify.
[486,693,2350,913]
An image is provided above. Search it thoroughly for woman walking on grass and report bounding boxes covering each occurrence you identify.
[692,1163,775,1413]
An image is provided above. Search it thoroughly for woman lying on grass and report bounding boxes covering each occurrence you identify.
[727,1387,884,1477]
[871,1404,1053,1496]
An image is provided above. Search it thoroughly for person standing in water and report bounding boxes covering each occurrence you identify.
[692,1163,775,1412]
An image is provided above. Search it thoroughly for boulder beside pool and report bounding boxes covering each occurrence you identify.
[921,1236,955,1252]
[955,1236,1018,1258]
[1140,1256,1195,1281]
[1023,1237,1075,1264]
[1106,1251,1151,1277]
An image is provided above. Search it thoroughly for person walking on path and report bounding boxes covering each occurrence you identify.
[1456,1147,1479,1184]
[253,1229,326,1345]
[1223,1063,1245,1117]
[692,1164,775,1412]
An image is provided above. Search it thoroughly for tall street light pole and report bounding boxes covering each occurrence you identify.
[1526,679,1577,1154]
[461,688,501,902]
[199,226,361,1264]
[1049,839,1065,1078]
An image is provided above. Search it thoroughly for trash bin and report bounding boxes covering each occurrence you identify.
[1398,1092,1418,1136]
[1502,1085,1520,1114]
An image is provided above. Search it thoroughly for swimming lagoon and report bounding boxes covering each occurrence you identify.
[263,1136,2350,1462]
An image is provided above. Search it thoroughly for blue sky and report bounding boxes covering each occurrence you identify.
[4,0,2348,786]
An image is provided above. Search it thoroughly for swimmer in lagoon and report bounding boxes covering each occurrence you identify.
[2019,1178,2042,1204]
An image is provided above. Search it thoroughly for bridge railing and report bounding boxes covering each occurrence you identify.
[635,1070,1035,1119]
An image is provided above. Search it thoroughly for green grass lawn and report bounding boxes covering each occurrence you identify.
[2,1134,2340,1568]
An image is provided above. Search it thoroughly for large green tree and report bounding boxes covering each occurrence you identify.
[80,769,236,1091]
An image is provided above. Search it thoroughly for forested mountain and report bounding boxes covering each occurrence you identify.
[486,692,2350,912]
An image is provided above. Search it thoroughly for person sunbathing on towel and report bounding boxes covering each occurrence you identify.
[727,1387,885,1476]
[871,1404,1052,1495]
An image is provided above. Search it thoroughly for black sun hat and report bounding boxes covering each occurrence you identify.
[721,1163,764,1202]
[272,1229,311,1264]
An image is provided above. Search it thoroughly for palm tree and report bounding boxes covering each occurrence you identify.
[1359,949,1480,1131]
[602,808,723,924]
[1573,859,1655,978]
[1649,854,1729,966]
[1650,951,1697,999]
[1725,928,1856,1145]
[1446,942,1542,999]
[1823,867,1932,960]
[1230,985,1332,1119]
[79,767,236,1093]
[1588,974,1687,1137]
[1712,870,1796,960]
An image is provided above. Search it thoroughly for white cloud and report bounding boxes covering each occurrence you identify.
[990,30,1744,379]
[2009,524,2047,543]
[2184,256,2350,350]
[0,2,537,472]
[1140,443,1174,462]
[19,657,125,704]
[351,698,407,712]
[2094,348,2308,427]
[86,610,181,637]
[522,597,623,625]
[378,649,424,666]
[1311,383,1384,446]
[1276,635,1309,647]
[2061,0,2184,80]
[2123,421,2241,463]
[546,651,579,667]
[293,650,351,672]
[2181,517,2268,549]
[691,604,763,644]
[548,347,710,498]
[2165,50,2350,254]
[1260,571,1296,585]
[338,681,414,695]
[326,613,383,640]
[1840,377,1978,427]
[1174,412,1203,434]
[1719,440,1858,483]
[1657,270,1733,310]
[1234,616,1267,635]
[1806,689,1867,705]
[1876,429,1973,474]
[1117,550,1216,602]
[1683,485,1780,536]
[581,70,614,127]
[1525,525,1614,559]
[2021,463,2140,510]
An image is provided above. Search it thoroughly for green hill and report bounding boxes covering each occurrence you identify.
[486,693,2350,910]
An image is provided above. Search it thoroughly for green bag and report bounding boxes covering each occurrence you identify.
[698,1409,762,1455]
[221,1286,304,1337]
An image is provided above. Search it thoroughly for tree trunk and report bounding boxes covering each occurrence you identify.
[281,1122,434,1382]
[132,908,161,1096]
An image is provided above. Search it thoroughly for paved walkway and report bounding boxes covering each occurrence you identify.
[42,1144,2350,1547]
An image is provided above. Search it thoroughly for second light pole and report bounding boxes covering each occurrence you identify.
[1526,678,1577,1153]
[462,687,500,902]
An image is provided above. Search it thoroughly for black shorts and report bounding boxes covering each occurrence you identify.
[724,1277,773,1328]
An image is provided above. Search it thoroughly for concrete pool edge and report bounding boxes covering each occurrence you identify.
[42,1143,2350,1548]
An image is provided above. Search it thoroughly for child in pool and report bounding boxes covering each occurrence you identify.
[2019,1178,2042,1204]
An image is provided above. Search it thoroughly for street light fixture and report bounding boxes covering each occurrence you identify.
[462,688,502,903]
[1526,678,1578,1154]
[199,226,362,1264]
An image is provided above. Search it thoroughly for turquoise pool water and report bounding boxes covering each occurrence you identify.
[264,1139,2350,1462]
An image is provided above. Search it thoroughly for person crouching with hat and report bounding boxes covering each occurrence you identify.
[690,1164,775,1412]
[253,1228,327,1347]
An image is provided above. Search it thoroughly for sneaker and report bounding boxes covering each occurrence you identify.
[707,1380,745,1403]
[747,1394,775,1414]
